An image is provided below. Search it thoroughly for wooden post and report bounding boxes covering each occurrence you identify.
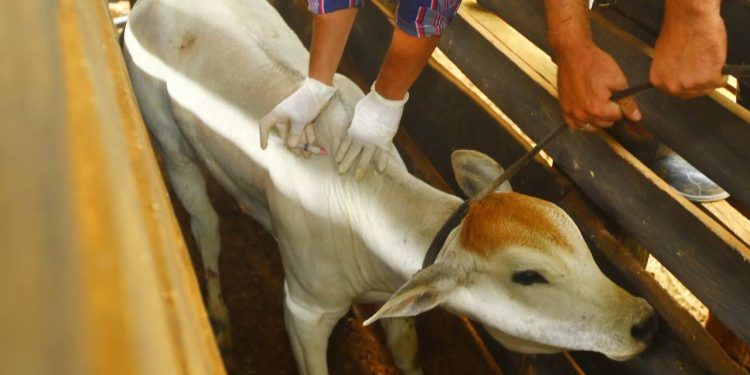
[0,0,225,373]
[707,314,750,369]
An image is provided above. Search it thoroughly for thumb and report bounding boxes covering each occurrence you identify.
[259,113,282,149]
[617,96,642,123]
[376,150,388,173]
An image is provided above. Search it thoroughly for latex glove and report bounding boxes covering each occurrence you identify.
[260,77,336,154]
[335,83,408,180]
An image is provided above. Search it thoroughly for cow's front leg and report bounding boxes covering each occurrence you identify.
[283,282,349,375]
[381,317,424,375]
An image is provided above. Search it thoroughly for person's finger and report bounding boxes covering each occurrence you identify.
[563,113,581,130]
[565,108,610,130]
[591,101,622,126]
[338,143,362,174]
[333,136,341,155]
[335,137,352,163]
[301,129,312,159]
[354,145,376,181]
[288,126,301,156]
[305,125,316,147]
[287,122,305,149]
[588,119,613,128]
[568,115,597,132]
[617,96,642,123]
[674,87,714,99]
[376,150,388,173]
[682,74,726,96]
[277,121,288,142]
[580,123,599,132]
[259,113,282,149]
[607,72,628,93]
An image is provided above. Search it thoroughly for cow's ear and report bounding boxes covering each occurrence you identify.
[451,150,512,197]
[364,263,461,325]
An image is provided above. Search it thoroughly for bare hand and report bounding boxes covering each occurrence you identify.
[650,1,726,98]
[556,44,641,131]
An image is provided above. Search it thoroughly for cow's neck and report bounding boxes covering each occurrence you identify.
[352,164,462,290]
[315,89,462,291]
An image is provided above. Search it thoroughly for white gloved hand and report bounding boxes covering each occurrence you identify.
[260,77,336,154]
[335,83,408,180]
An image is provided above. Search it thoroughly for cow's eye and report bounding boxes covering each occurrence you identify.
[512,270,549,286]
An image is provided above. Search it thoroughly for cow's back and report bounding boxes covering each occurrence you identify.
[126,0,369,218]
[125,0,416,303]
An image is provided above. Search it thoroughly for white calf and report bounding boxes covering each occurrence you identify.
[124,0,656,373]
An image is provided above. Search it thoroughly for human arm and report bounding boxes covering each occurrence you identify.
[309,8,359,85]
[650,0,726,98]
[544,0,641,131]
[374,28,440,100]
[260,9,358,153]
[335,27,440,179]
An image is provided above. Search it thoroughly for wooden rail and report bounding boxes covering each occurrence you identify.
[474,0,750,212]
[0,1,225,374]
[338,1,748,374]
[433,0,750,348]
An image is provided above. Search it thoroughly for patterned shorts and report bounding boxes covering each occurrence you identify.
[307,0,461,37]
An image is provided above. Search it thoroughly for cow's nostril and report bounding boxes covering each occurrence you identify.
[631,313,659,343]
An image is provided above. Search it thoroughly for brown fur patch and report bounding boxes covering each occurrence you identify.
[460,193,573,257]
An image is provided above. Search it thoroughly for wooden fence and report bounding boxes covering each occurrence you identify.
[272,0,750,373]
[10,0,746,372]
[0,0,225,373]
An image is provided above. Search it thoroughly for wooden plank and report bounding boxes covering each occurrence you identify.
[560,193,743,375]
[435,0,750,346]
[431,31,744,375]
[0,2,83,374]
[347,4,746,374]
[708,315,750,369]
[0,0,225,373]
[474,0,750,249]
[703,200,750,248]
[68,0,226,372]
[475,0,750,212]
